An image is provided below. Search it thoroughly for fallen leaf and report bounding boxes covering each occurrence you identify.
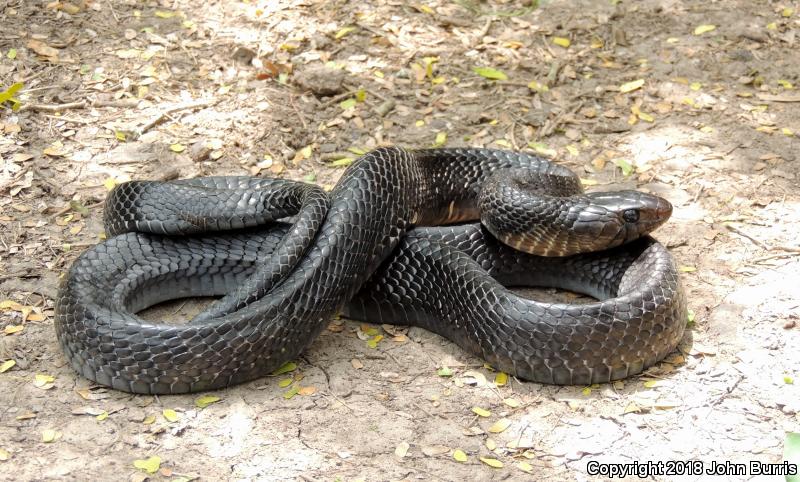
[334,26,356,39]
[488,418,512,433]
[162,409,180,422]
[339,98,357,110]
[96,411,109,421]
[694,24,716,35]
[27,39,59,58]
[195,395,220,408]
[3,325,23,335]
[133,456,161,474]
[437,366,453,377]
[433,131,447,147]
[283,384,300,399]
[552,36,571,48]
[169,143,186,153]
[494,372,508,387]
[453,449,468,462]
[271,361,297,376]
[34,374,55,388]
[518,461,534,473]
[351,359,364,369]
[473,67,508,81]
[278,378,293,388]
[480,457,504,468]
[0,448,9,461]
[422,445,449,456]
[42,429,60,443]
[472,407,491,417]
[619,79,645,94]
[298,386,317,396]
[503,398,521,408]
[394,441,410,458]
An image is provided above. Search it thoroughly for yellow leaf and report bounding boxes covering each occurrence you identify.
[693,24,716,35]
[355,89,367,102]
[115,130,127,141]
[782,7,794,17]
[278,378,293,388]
[415,120,425,127]
[518,461,534,473]
[433,131,447,147]
[133,456,161,474]
[679,266,696,272]
[162,409,180,422]
[488,418,512,433]
[494,372,508,386]
[582,387,592,396]
[339,98,357,109]
[34,374,55,387]
[453,449,468,462]
[169,143,185,153]
[623,402,642,414]
[271,361,297,376]
[366,334,383,349]
[527,80,549,93]
[143,415,156,425]
[552,37,571,48]
[0,360,15,373]
[637,111,654,123]
[0,448,9,461]
[154,10,176,18]
[96,411,108,421]
[103,178,118,191]
[195,395,221,408]
[480,457,504,468]
[785,376,794,385]
[335,26,356,39]
[4,325,23,335]
[565,144,579,156]
[395,441,410,457]
[472,407,491,417]
[580,178,598,186]
[417,4,435,14]
[643,380,659,388]
[0,300,23,310]
[298,386,317,396]
[767,22,778,30]
[527,141,556,157]
[42,429,60,443]
[782,128,794,137]
[494,139,511,148]
[778,80,794,89]
[503,398,521,408]
[486,438,496,450]
[690,82,702,91]
[619,79,645,93]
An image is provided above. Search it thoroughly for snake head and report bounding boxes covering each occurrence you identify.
[577,190,672,249]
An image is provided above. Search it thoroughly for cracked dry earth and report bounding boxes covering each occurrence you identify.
[1,0,800,481]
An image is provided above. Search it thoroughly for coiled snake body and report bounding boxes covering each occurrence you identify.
[55,147,686,394]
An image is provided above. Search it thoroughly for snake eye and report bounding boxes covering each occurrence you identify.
[622,209,640,223]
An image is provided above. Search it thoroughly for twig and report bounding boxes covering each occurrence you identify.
[23,98,140,112]
[724,223,770,250]
[288,95,308,130]
[135,99,218,137]
[318,90,357,109]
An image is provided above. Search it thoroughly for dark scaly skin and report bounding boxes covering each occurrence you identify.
[55,147,685,394]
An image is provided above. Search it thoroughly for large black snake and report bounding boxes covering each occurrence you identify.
[55,147,686,394]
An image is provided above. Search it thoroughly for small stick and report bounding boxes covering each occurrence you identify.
[135,98,218,137]
[724,223,770,250]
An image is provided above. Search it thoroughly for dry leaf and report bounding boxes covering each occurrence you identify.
[27,39,59,58]
[394,441,410,458]
[488,418,512,433]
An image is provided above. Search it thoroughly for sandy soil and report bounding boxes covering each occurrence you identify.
[1,0,799,481]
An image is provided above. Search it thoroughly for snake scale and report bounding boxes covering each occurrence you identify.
[55,147,686,394]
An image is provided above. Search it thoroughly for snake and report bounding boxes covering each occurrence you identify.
[55,147,686,394]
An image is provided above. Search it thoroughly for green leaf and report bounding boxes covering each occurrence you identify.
[339,98,357,110]
[612,158,634,176]
[472,67,508,81]
[527,141,556,157]
[271,361,297,376]
[303,173,317,183]
[7,49,17,59]
[331,157,355,167]
[433,131,447,147]
[785,433,800,482]
[437,366,453,377]
[283,384,300,399]
[0,82,23,103]
[686,309,696,326]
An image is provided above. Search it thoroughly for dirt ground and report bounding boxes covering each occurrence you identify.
[1,0,800,481]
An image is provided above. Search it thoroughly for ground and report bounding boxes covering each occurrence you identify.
[1,0,799,481]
